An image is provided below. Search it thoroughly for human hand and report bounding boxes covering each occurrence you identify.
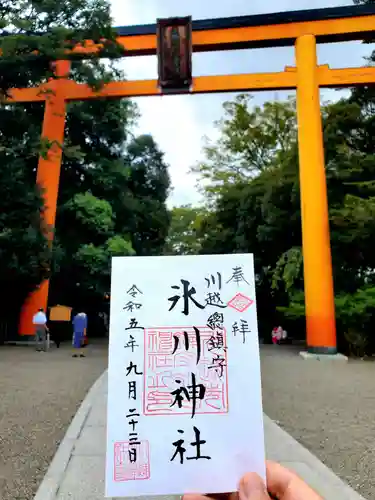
[183,461,322,500]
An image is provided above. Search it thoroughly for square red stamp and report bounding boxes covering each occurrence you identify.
[114,441,150,482]
[143,326,228,416]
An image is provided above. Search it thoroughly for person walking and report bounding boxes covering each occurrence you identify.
[272,326,286,345]
[32,308,49,352]
[72,311,87,358]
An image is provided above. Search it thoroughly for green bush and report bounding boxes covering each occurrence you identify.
[278,287,375,357]
[335,287,375,357]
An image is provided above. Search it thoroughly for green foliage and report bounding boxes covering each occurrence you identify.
[164,205,209,255]
[280,287,375,357]
[75,243,108,276]
[51,128,171,308]
[190,95,297,204]
[0,104,51,317]
[271,248,303,293]
[73,236,135,295]
[335,287,375,357]
[106,235,135,257]
[0,0,119,321]
[0,0,124,95]
[0,161,51,305]
[64,193,114,236]
[192,81,375,355]
[276,291,304,317]
[0,0,171,322]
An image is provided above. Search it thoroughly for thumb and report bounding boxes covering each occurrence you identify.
[239,473,270,500]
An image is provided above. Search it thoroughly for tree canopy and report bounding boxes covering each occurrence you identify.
[0,0,171,336]
[190,96,297,205]
[164,205,208,256]
[182,73,375,355]
[163,0,375,356]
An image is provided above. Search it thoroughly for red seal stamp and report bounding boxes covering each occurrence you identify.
[114,440,150,482]
[144,326,228,416]
[227,293,254,313]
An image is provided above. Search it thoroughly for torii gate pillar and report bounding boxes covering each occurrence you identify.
[296,35,337,354]
[18,61,69,335]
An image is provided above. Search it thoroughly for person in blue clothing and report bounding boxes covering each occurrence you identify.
[72,311,87,358]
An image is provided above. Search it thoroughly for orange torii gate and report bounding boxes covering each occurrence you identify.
[8,4,375,354]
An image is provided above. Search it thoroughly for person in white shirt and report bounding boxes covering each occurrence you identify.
[32,308,48,352]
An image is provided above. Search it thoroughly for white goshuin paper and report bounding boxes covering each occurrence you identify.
[106,254,265,498]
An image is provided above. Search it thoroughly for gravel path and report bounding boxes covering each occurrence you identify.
[261,345,375,499]
[0,342,108,500]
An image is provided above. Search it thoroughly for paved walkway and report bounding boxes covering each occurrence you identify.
[0,342,108,500]
[34,371,366,500]
[260,345,375,498]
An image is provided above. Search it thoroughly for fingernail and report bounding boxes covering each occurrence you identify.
[240,473,267,499]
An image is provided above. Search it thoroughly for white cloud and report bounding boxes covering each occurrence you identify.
[110,0,369,208]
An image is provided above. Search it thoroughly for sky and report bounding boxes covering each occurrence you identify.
[110,0,369,208]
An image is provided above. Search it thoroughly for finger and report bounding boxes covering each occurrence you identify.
[239,472,270,500]
[183,492,238,500]
[182,493,238,500]
[183,495,208,500]
[266,461,322,499]
[182,493,239,500]
[210,494,238,500]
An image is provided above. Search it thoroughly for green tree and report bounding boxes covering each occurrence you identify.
[198,151,301,338]
[0,0,124,331]
[0,0,122,95]
[124,134,171,256]
[50,128,171,310]
[195,92,375,352]
[0,154,51,319]
[0,0,171,330]
[164,205,209,255]
[190,95,297,204]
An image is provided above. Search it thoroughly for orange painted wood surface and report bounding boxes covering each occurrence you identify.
[18,62,69,336]
[70,14,375,56]
[6,66,375,103]
[296,35,337,351]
